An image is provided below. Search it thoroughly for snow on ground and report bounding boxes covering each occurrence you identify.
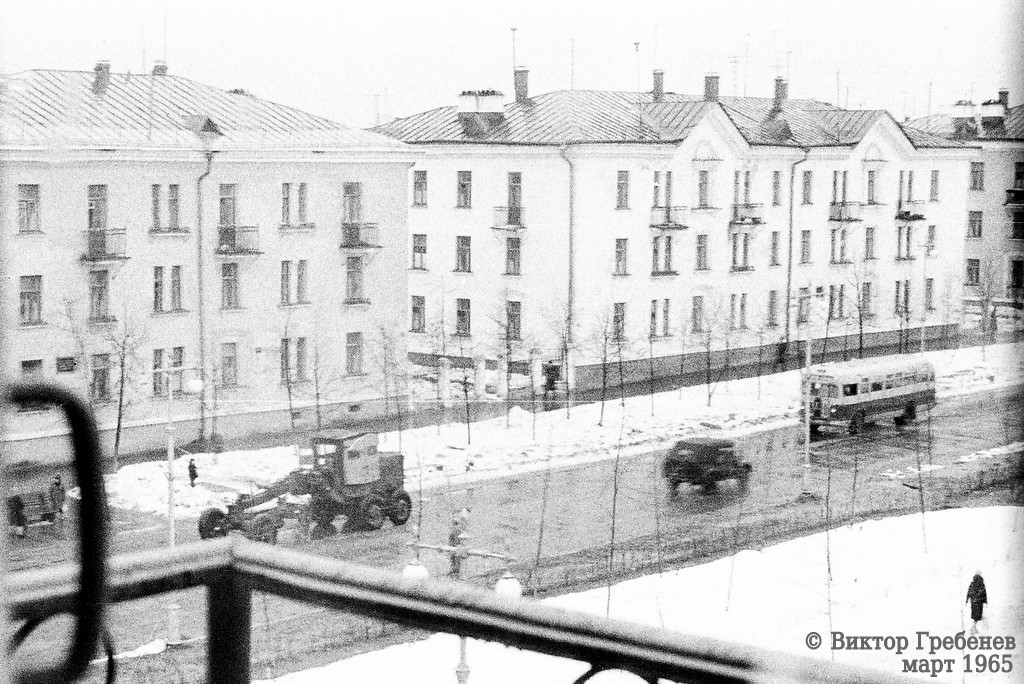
[93,342,1023,520]
[253,506,1023,684]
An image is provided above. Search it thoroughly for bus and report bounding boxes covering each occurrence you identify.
[803,357,936,434]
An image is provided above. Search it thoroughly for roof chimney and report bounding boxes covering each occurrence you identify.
[704,74,720,102]
[773,77,788,111]
[152,61,168,76]
[951,100,978,140]
[653,70,664,103]
[514,68,529,104]
[93,60,111,95]
[999,89,1009,107]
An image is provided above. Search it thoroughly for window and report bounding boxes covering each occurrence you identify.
[152,349,166,396]
[966,258,981,285]
[616,171,629,209]
[930,170,939,201]
[968,211,983,238]
[829,284,845,319]
[969,162,984,191]
[897,224,913,260]
[343,183,362,222]
[926,225,937,254]
[865,227,876,260]
[295,338,307,381]
[56,357,76,373]
[346,333,364,375]
[507,173,522,223]
[18,185,41,233]
[861,282,873,317]
[663,235,673,272]
[90,354,111,402]
[346,256,365,301]
[770,231,780,266]
[731,233,750,269]
[831,170,848,203]
[801,170,812,204]
[1010,259,1024,289]
[152,185,162,228]
[297,183,308,224]
[87,185,108,232]
[455,298,471,336]
[866,170,877,204]
[650,299,658,338]
[280,260,309,305]
[455,236,472,272]
[168,185,180,229]
[221,263,240,309]
[89,270,109,320]
[1013,212,1024,240]
[280,339,290,383]
[615,238,629,275]
[695,234,708,270]
[691,296,705,332]
[296,260,308,303]
[506,301,522,341]
[767,290,779,327]
[456,171,472,208]
[652,237,660,273]
[281,183,292,225]
[506,237,521,275]
[613,302,626,340]
[281,339,306,382]
[219,184,236,226]
[730,293,747,329]
[653,171,662,208]
[1016,162,1024,190]
[280,261,292,305]
[19,275,43,325]
[894,279,910,315]
[906,170,915,202]
[830,227,848,263]
[411,296,426,333]
[925,278,935,310]
[800,230,811,264]
[662,299,670,337]
[154,266,165,312]
[733,170,752,204]
[697,170,710,208]
[412,234,427,269]
[218,343,238,388]
[797,287,810,325]
[412,170,428,206]
[729,294,737,329]
[772,171,781,206]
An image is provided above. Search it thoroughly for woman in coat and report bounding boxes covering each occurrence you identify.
[966,572,988,623]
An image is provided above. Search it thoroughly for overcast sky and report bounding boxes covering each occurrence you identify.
[2,0,1022,128]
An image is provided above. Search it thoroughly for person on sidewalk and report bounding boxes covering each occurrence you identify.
[48,474,66,531]
[966,571,988,630]
[188,459,199,488]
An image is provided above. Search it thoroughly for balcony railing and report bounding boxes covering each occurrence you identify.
[81,229,128,262]
[216,225,262,255]
[280,221,317,231]
[649,205,689,229]
[1005,188,1024,206]
[895,200,925,222]
[492,206,526,230]
[149,224,190,236]
[340,223,382,249]
[729,203,764,226]
[828,201,863,221]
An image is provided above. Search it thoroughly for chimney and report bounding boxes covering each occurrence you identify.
[773,77,788,111]
[999,89,1009,107]
[152,61,168,76]
[704,74,720,102]
[652,70,664,103]
[457,89,506,135]
[93,60,111,95]
[514,68,529,104]
[951,100,978,140]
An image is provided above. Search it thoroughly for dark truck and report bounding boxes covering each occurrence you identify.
[662,437,752,494]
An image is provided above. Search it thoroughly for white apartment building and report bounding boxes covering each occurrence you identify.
[907,90,1024,326]
[375,70,975,391]
[1,62,417,462]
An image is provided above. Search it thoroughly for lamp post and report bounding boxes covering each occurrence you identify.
[156,365,203,644]
[920,242,932,354]
[794,285,824,499]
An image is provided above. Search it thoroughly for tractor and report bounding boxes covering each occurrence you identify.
[197,432,412,544]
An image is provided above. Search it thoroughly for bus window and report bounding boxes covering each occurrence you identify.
[828,385,839,398]
[871,381,883,391]
[860,380,869,394]
[843,383,858,396]
[884,376,894,389]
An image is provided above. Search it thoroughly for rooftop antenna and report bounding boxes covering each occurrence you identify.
[374,93,381,126]
[743,33,750,96]
[511,27,517,69]
[728,55,739,95]
[927,80,932,115]
[836,70,840,107]
[163,1,168,64]
[786,50,792,82]
[654,24,659,66]
[570,38,575,90]
[634,41,641,92]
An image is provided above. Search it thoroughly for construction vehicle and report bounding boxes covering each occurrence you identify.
[197,432,411,543]
[662,437,752,494]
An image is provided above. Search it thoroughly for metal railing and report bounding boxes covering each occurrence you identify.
[650,205,689,229]
[492,206,526,230]
[6,537,910,684]
[828,201,863,221]
[216,226,262,254]
[82,230,127,261]
[729,203,764,226]
[895,200,925,222]
[340,222,382,249]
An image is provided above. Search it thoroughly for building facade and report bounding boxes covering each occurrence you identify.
[2,62,417,462]
[375,70,974,391]
[907,91,1024,327]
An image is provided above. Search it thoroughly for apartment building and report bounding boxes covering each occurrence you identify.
[375,70,974,390]
[907,91,1024,326]
[2,62,416,461]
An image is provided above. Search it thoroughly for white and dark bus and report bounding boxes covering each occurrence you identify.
[804,357,937,434]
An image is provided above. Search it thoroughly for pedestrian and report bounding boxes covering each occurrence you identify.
[966,571,988,627]
[48,474,66,529]
[188,459,199,488]
[447,508,470,578]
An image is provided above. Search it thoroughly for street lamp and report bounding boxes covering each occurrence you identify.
[155,365,203,644]
[793,285,824,500]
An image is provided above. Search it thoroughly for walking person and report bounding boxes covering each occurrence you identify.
[48,474,66,533]
[447,508,470,578]
[188,459,199,488]
[966,571,988,632]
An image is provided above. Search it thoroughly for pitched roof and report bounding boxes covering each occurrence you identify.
[904,105,1024,142]
[374,87,940,149]
[0,69,407,151]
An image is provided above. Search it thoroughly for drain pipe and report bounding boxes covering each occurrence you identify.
[558,145,576,391]
[784,148,811,367]
[196,151,214,445]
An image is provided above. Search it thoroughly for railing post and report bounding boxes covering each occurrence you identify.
[208,568,252,684]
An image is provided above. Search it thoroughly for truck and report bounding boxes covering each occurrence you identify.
[197,432,411,544]
[662,437,752,494]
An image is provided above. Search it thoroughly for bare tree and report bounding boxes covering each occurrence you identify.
[587,308,616,427]
[694,295,733,407]
[372,321,411,450]
[975,257,1001,359]
[488,292,532,429]
[100,309,147,469]
[542,299,576,419]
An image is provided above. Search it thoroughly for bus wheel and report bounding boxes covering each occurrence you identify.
[849,412,865,435]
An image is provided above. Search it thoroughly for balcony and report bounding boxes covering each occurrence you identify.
[895,200,925,222]
[216,225,263,255]
[649,205,689,230]
[280,221,317,232]
[828,201,863,222]
[492,206,526,231]
[728,203,764,228]
[340,223,382,250]
[81,229,128,262]
[1005,187,1024,206]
